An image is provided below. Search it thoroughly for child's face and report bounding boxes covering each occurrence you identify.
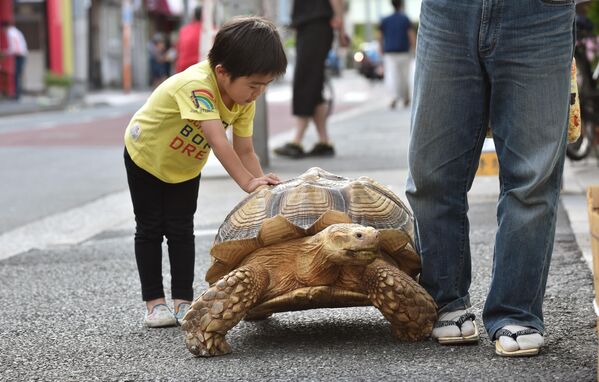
[216,66,275,106]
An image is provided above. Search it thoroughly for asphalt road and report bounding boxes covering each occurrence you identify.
[0,200,595,381]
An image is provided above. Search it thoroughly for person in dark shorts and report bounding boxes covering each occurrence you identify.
[274,0,348,159]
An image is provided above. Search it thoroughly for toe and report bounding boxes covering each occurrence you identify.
[498,336,520,352]
[516,333,544,351]
[460,320,476,337]
[432,325,461,339]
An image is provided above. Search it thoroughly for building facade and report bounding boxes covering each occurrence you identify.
[0,0,415,99]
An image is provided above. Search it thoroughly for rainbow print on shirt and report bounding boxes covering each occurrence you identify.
[191,89,215,112]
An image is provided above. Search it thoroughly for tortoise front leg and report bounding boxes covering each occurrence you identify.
[182,264,269,357]
[362,258,437,341]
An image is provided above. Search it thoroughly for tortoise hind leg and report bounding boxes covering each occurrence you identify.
[182,264,269,357]
[363,258,437,341]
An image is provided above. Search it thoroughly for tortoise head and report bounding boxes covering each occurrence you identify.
[319,223,381,265]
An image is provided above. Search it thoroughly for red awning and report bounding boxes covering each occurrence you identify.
[146,0,183,16]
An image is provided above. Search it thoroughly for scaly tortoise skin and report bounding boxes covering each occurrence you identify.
[182,167,437,357]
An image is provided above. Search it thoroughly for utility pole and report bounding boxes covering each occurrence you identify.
[365,0,373,42]
[72,0,90,100]
[122,0,132,93]
[200,0,215,60]
[219,0,274,168]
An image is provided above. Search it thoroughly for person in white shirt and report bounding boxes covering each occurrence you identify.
[1,21,28,100]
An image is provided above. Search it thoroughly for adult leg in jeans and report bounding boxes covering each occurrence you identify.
[407,0,574,353]
[482,1,574,341]
[407,0,488,319]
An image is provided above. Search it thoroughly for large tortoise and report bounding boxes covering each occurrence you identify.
[182,167,436,357]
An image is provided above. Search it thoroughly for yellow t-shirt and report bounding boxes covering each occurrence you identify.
[124,60,255,183]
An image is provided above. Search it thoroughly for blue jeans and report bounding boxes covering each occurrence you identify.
[14,55,25,100]
[406,0,574,340]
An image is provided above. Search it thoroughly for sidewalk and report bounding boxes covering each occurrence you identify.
[562,156,599,270]
[0,88,152,117]
[0,95,64,116]
[0,72,597,380]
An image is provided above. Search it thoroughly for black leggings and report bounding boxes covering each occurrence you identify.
[124,148,200,301]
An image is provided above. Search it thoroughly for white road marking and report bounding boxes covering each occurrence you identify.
[0,191,133,260]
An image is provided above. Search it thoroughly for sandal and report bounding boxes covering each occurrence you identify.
[307,142,335,157]
[495,327,542,357]
[433,312,480,344]
[274,142,305,158]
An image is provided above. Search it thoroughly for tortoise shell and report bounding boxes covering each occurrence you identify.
[205,167,419,284]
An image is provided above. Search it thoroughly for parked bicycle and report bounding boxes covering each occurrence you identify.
[353,41,384,81]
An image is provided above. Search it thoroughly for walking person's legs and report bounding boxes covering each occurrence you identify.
[384,53,411,108]
[274,21,334,158]
[312,102,331,144]
[396,53,412,106]
[14,55,25,100]
[384,53,400,108]
[481,0,574,356]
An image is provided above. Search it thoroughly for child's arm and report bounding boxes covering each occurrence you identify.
[202,119,280,192]
[233,135,268,178]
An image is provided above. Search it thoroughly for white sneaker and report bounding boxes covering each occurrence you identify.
[175,302,191,326]
[144,304,177,328]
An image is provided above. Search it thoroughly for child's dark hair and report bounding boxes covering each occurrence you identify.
[208,16,287,80]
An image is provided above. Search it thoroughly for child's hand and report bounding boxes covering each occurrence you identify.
[244,173,281,193]
[264,172,281,185]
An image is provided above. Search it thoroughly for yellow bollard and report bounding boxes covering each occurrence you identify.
[476,138,499,177]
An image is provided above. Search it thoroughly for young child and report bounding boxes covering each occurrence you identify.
[124,16,287,328]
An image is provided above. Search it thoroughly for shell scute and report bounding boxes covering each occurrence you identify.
[206,167,418,283]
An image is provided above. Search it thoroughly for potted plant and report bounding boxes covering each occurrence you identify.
[43,72,73,105]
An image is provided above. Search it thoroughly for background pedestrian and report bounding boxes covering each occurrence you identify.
[274,0,349,159]
[148,33,169,88]
[379,0,415,109]
[1,20,28,100]
[175,6,203,73]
